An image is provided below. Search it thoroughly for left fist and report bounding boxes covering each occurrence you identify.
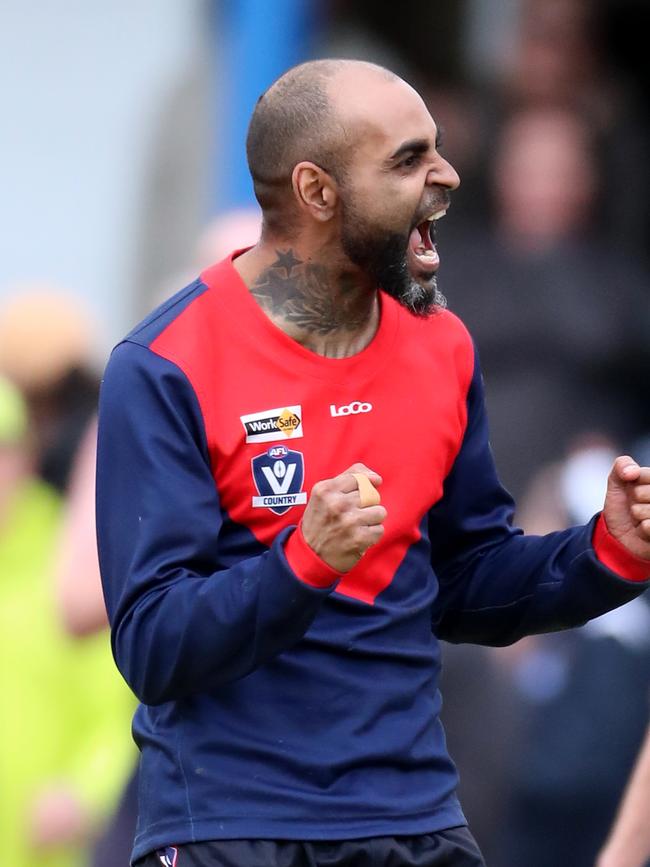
[603,456,650,560]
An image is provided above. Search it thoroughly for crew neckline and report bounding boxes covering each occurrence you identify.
[200,250,400,383]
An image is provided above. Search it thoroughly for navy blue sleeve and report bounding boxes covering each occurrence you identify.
[96,341,335,705]
[430,348,649,646]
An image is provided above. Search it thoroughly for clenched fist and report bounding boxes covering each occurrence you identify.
[301,462,387,573]
[603,456,650,560]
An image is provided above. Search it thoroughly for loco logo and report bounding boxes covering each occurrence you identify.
[330,400,373,417]
[251,446,307,515]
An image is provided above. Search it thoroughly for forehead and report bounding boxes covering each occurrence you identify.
[331,73,438,158]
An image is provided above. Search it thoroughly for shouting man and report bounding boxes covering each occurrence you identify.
[97,60,650,867]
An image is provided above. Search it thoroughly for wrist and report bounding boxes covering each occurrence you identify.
[593,514,650,582]
[284,524,343,588]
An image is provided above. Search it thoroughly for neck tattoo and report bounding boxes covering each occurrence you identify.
[250,249,372,335]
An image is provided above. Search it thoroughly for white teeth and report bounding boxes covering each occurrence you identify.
[426,209,447,222]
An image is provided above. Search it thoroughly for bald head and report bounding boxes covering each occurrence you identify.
[246,59,398,233]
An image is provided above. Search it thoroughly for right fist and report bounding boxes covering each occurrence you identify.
[300,463,387,573]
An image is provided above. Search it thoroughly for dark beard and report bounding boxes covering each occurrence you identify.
[340,208,446,317]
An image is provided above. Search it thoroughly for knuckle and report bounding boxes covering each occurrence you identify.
[332,495,349,516]
[353,527,370,548]
[636,486,650,503]
[364,524,384,544]
[311,480,326,499]
[362,506,385,525]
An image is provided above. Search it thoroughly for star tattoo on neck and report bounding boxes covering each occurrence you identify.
[251,253,370,335]
[273,249,303,276]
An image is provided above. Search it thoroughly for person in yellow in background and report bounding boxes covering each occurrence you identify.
[0,375,135,867]
[54,413,140,867]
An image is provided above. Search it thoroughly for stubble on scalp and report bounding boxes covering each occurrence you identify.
[246,59,396,237]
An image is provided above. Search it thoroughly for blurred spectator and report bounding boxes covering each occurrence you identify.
[440,106,650,502]
[194,207,261,270]
[54,208,263,867]
[495,442,650,867]
[502,0,597,110]
[492,108,596,250]
[54,417,138,867]
[510,0,650,259]
[0,288,100,493]
[444,438,650,866]
[595,438,650,867]
[0,374,134,867]
[431,12,650,860]
[455,0,650,258]
[54,418,107,637]
[597,722,650,867]
[149,207,262,306]
[515,435,617,535]
[497,611,650,867]
[438,642,520,865]
[505,0,650,259]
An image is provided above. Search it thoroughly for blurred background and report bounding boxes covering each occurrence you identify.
[1,1,649,865]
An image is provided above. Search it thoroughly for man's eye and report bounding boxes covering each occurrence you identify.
[399,154,420,169]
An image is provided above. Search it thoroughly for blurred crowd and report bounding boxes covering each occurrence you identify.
[2,0,649,865]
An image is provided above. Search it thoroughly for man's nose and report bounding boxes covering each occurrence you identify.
[427,155,460,190]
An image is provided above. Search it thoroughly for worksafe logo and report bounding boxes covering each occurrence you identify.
[251,445,307,515]
[240,405,303,443]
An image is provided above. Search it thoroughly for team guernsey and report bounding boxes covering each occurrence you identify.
[96,252,650,863]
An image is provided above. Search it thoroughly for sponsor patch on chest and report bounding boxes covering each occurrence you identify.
[240,405,303,443]
[251,445,307,515]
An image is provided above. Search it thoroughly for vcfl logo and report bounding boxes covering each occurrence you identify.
[330,401,373,417]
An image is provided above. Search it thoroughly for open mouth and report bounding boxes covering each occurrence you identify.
[408,209,447,274]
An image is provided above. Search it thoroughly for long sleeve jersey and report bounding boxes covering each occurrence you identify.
[96,252,650,863]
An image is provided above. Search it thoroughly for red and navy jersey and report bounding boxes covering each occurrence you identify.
[96,253,649,863]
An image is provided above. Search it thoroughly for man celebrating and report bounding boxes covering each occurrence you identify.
[97,60,650,867]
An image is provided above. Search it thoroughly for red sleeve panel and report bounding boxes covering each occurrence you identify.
[593,514,650,581]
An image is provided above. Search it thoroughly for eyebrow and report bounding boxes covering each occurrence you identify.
[387,130,443,165]
[388,139,429,163]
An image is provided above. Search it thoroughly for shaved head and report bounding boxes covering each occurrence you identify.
[246,59,398,234]
[244,58,459,318]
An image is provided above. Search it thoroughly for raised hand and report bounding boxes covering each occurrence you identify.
[602,456,650,561]
[301,462,387,573]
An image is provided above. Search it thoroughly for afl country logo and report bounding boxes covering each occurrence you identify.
[240,405,303,443]
[251,446,307,515]
[157,847,178,867]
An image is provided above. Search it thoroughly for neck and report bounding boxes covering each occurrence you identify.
[233,242,380,358]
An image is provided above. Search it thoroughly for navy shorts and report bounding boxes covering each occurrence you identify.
[136,827,486,866]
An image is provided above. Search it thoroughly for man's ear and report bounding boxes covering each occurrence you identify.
[291,162,338,222]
